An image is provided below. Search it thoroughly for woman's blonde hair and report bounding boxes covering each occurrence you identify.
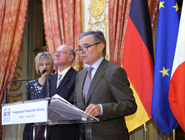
[35,52,54,74]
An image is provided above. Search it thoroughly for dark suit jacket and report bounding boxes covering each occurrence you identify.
[41,67,79,140]
[74,59,137,140]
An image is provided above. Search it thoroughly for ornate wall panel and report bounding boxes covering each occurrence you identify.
[82,0,109,60]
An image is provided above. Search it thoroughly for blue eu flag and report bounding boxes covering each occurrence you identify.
[152,0,179,135]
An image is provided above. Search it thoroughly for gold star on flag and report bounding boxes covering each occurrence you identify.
[159,1,165,10]
[173,3,179,12]
[160,67,169,77]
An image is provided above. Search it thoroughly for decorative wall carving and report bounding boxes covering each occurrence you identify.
[11,45,23,92]
[87,0,109,60]
[10,72,22,92]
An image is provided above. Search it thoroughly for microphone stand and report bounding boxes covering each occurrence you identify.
[46,69,55,104]
[45,70,54,140]
[46,73,51,104]
[4,69,48,104]
[4,79,33,104]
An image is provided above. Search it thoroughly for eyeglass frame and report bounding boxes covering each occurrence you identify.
[76,42,101,54]
[53,51,71,56]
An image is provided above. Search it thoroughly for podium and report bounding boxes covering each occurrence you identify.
[2,94,99,125]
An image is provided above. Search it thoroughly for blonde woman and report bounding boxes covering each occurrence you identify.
[23,52,54,140]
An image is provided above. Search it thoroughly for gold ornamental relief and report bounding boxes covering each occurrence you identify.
[17,43,23,70]
[87,0,108,32]
[74,61,80,71]
[87,0,109,61]
[10,72,22,91]
[88,0,107,20]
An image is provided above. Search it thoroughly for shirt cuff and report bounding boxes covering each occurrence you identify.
[99,104,103,115]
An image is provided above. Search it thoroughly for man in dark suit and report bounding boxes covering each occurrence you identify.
[41,45,79,140]
[74,31,137,140]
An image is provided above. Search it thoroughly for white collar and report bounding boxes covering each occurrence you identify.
[58,66,71,77]
[86,57,104,70]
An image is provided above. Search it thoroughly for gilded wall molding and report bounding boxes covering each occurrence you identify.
[11,44,23,92]
[87,0,109,60]
[87,0,108,34]
[17,44,23,70]
[10,72,22,91]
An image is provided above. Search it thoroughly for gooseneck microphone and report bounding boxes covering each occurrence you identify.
[38,69,47,78]
[51,69,55,75]
[46,69,55,104]
[4,69,47,104]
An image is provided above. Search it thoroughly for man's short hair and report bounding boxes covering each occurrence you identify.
[79,31,106,57]
[69,47,76,61]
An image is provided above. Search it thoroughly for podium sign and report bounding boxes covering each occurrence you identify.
[2,95,99,126]
[2,99,48,125]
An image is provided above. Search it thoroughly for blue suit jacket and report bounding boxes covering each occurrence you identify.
[42,67,77,103]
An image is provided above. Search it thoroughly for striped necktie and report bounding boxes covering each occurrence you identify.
[57,74,62,88]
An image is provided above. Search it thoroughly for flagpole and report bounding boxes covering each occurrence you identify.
[144,123,147,140]
[173,129,175,140]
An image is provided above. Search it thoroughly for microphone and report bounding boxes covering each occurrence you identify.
[51,69,55,75]
[38,69,47,78]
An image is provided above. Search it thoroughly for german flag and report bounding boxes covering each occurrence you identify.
[122,0,154,132]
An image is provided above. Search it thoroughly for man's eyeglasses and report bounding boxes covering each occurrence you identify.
[76,42,100,54]
[53,51,71,56]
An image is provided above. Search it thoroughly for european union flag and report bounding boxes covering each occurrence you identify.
[152,0,179,135]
